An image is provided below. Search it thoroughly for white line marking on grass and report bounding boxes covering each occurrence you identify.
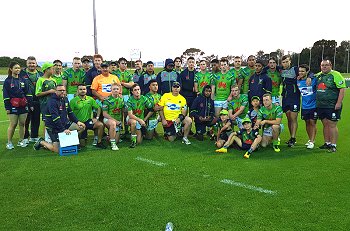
[0,120,9,123]
[220,179,277,195]
[135,157,167,167]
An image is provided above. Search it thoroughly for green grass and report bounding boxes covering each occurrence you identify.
[0,86,350,230]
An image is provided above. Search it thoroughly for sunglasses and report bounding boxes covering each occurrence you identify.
[172,85,180,88]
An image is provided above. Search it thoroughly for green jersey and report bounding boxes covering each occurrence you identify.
[126,95,152,120]
[240,67,255,94]
[194,71,212,93]
[315,70,346,108]
[257,104,283,128]
[237,128,260,145]
[266,69,281,97]
[102,95,125,121]
[212,72,235,101]
[20,69,43,101]
[227,94,249,119]
[52,73,63,85]
[70,95,100,122]
[35,77,57,113]
[145,92,162,120]
[62,68,86,94]
[228,67,243,85]
[112,69,132,96]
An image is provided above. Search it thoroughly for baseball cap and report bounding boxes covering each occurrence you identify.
[41,62,54,72]
[219,109,229,116]
[251,96,260,101]
[109,61,118,66]
[242,117,251,124]
[81,57,90,63]
[172,81,180,87]
[165,58,174,67]
[100,62,109,67]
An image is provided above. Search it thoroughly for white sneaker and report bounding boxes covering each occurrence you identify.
[29,137,39,143]
[165,222,173,231]
[307,142,315,149]
[305,140,311,146]
[111,142,119,151]
[17,140,28,147]
[92,136,98,146]
[182,137,191,145]
[6,143,14,150]
[22,138,29,144]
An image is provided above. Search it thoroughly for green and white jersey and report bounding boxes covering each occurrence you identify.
[257,104,283,128]
[145,92,161,120]
[237,128,260,145]
[239,67,255,94]
[126,95,152,120]
[35,77,57,111]
[194,71,212,93]
[212,72,235,101]
[52,73,63,85]
[62,68,86,94]
[102,95,125,121]
[112,69,132,96]
[70,95,100,122]
[266,69,281,97]
[228,67,243,85]
[227,94,249,119]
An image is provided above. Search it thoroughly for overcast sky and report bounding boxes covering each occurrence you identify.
[1,0,348,63]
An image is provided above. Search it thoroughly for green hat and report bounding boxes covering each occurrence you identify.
[251,96,260,101]
[242,117,251,124]
[219,109,229,116]
[41,62,54,72]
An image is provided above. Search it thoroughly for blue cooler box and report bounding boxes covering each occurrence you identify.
[59,145,78,156]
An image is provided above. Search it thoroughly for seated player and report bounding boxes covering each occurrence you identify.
[214,109,233,149]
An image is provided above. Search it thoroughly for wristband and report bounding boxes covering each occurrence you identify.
[178,114,185,122]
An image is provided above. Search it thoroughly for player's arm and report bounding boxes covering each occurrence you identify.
[261,117,281,126]
[335,88,345,110]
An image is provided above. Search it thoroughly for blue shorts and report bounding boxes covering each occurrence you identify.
[301,108,317,121]
[241,142,252,150]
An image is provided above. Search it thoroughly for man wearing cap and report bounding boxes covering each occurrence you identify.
[62,57,86,101]
[216,117,261,159]
[91,62,120,102]
[33,84,86,153]
[19,56,43,143]
[35,63,57,120]
[139,61,157,94]
[82,57,91,73]
[52,60,63,85]
[156,58,178,95]
[109,61,118,73]
[248,60,272,103]
[227,85,249,129]
[254,93,283,152]
[159,81,192,144]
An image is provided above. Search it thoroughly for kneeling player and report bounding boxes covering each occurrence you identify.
[214,109,233,149]
[216,117,261,158]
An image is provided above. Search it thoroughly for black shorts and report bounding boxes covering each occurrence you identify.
[219,131,232,141]
[80,119,95,139]
[46,127,59,143]
[241,142,252,150]
[301,108,317,121]
[317,108,342,121]
[8,106,28,115]
[282,102,300,113]
[163,121,177,137]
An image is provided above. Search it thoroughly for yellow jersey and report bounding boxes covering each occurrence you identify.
[159,93,187,121]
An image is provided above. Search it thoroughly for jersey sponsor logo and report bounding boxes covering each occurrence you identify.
[166,103,181,111]
[218,81,227,89]
[317,82,327,91]
[339,81,344,85]
[102,84,112,93]
[299,86,313,96]
[200,81,208,88]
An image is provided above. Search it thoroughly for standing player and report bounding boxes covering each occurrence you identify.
[266,57,282,105]
[156,58,178,95]
[132,60,145,86]
[228,56,244,85]
[254,93,283,152]
[238,55,256,95]
[139,61,157,94]
[194,60,212,95]
[86,54,103,96]
[174,57,183,75]
[315,59,346,152]
[62,57,86,101]
[178,57,197,114]
[52,60,63,85]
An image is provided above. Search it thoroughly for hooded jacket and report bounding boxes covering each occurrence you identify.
[190,86,215,122]
[248,71,272,102]
[178,68,197,98]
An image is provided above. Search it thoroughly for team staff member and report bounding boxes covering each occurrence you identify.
[3,62,33,149]
[316,59,346,153]
[178,57,197,113]
[34,85,85,153]
[19,56,43,143]
[70,84,106,149]
[140,61,157,94]
[248,60,272,104]
[159,81,192,144]
[85,54,103,96]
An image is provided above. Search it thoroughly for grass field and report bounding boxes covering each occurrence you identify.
[1,88,350,230]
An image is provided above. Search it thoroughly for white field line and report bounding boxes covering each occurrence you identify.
[135,156,167,167]
[0,120,9,123]
[220,179,277,195]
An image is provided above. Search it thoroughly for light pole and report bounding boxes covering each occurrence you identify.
[93,0,98,54]
[309,47,312,68]
[322,44,325,59]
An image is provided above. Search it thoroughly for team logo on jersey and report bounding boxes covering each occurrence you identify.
[167,103,180,110]
[102,84,112,92]
[339,81,344,85]
[317,82,327,91]
[200,103,204,108]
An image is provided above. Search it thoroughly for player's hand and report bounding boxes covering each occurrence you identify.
[335,103,342,110]
[306,77,312,86]
[64,129,71,135]
[30,107,34,111]
[139,120,146,127]
[6,110,10,114]
[77,121,86,129]
[199,116,204,121]
[162,119,167,126]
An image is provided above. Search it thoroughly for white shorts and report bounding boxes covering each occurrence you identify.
[263,126,273,137]
[126,116,141,130]
[235,117,243,129]
[103,118,122,132]
[272,96,281,105]
[214,100,228,109]
[147,118,159,131]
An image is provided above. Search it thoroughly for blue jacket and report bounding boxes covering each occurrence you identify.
[3,76,33,110]
[190,87,215,122]
[19,68,43,102]
[156,69,178,95]
[139,71,157,94]
[248,71,272,102]
[85,66,101,96]
[44,93,78,132]
[178,68,197,98]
